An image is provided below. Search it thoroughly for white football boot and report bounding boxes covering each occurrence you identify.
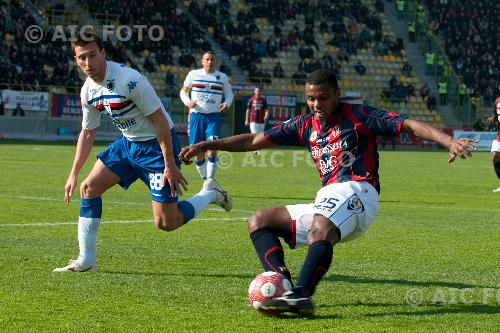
[203,178,232,211]
[493,187,500,192]
[53,258,98,272]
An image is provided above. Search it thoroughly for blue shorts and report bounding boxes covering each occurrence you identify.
[97,129,181,203]
[189,112,221,145]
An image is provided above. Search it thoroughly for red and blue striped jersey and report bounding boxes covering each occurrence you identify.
[246,96,268,123]
[264,102,407,192]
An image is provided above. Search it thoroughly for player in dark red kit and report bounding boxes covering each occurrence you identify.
[245,86,269,154]
[487,86,500,192]
[179,69,477,316]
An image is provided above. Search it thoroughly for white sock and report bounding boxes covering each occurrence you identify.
[77,217,101,265]
[195,159,207,179]
[207,157,217,179]
[186,189,216,217]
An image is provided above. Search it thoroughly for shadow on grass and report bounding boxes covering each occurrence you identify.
[364,303,499,317]
[100,270,256,280]
[233,194,313,201]
[326,274,496,289]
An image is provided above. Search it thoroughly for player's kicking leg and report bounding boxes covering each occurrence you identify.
[54,160,120,273]
[247,206,315,316]
[153,178,232,231]
[252,182,378,316]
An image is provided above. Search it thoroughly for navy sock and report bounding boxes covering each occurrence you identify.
[494,161,500,179]
[295,240,333,297]
[250,228,292,283]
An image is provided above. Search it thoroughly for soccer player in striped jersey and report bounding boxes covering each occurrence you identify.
[53,31,232,273]
[180,69,477,316]
[245,86,269,155]
[180,51,233,180]
[487,85,500,192]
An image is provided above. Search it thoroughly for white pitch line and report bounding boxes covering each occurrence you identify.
[0,217,248,228]
[0,194,256,214]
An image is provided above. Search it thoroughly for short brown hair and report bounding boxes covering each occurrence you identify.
[202,50,216,58]
[71,30,104,52]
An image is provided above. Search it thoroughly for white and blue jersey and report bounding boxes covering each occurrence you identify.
[82,61,174,140]
[180,68,233,144]
[81,61,180,202]
[180,68,233,114]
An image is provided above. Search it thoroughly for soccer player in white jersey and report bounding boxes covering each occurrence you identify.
[53,31,232,273]
[180,51,234,180]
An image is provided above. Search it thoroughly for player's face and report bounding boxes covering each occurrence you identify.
[202,53,217,73]
[305,83,340,122]
[254,88,262,97]
[74,42,106,82]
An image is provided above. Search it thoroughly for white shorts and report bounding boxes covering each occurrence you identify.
[491,139,500,152]
[250,122,266,134]
[285,181,379,248]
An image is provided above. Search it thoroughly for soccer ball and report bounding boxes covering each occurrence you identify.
[248,271,292,310]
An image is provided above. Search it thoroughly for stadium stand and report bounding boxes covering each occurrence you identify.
[423,0,498,103]
[0,0,497,132]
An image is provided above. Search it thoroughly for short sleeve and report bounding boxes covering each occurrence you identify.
[81,90,100,130]
[128,75,163,116]
[182,71,193,89]
[264,115,306,146]
[362,106,408,136]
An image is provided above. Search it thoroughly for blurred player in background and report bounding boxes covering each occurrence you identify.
[54,31,232,273]
[245,86,269,155]
[180,51,233,180]
[180,69,477,316]
[487,85,500,192]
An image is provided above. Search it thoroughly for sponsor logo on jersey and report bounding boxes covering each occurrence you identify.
[310,131,318,142]
[311,140,348,158]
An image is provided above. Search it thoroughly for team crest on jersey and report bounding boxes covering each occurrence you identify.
[310,131,318,142]
[331,126,341,139]
[106,79,115,92]
[347,196,364,214]
[216,75,221,80]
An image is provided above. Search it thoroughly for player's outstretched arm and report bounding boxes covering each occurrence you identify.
[64,128,96,204]
[179,132,275,164]
[401,119,478,163]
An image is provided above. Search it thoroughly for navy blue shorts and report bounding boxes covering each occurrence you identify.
[97,129,181,203]
[189,112,221,145]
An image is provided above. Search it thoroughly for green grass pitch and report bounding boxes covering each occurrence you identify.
[0,140,498,332]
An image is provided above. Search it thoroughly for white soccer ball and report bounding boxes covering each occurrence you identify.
[248,271,292,310]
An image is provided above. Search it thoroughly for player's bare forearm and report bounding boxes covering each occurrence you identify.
[203,133,272,152]
[64,128,95,204]
[179,133,275,163]
[147,109,176,167]
[401,119,452,147]
[71,128,96,175]
[148,109,187,194]
[401,119,477,163]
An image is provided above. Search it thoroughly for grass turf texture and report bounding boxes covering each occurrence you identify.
[0,141,498,332]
